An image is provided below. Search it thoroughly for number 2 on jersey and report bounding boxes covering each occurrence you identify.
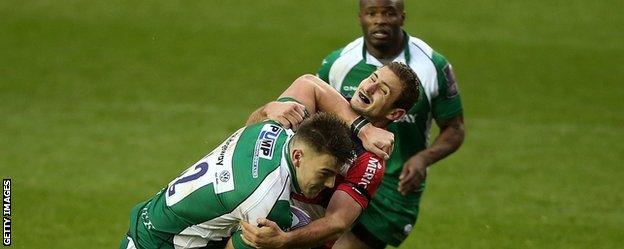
[168,162,209,197]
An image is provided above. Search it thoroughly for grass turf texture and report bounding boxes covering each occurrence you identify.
[1,0,622,248]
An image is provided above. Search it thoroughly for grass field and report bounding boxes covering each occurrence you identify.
[1,0,623,248]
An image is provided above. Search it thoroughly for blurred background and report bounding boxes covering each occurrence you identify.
[1,0,622,248]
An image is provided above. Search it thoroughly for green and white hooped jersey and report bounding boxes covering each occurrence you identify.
[318,33,463,202]
[127,121,298,249]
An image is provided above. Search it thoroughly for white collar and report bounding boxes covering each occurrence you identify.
[364,48,407,67]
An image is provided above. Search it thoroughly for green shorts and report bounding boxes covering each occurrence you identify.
[355,184,424,247]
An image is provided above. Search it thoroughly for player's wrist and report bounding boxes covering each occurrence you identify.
[350,116,370,136]
[411,153,432,168]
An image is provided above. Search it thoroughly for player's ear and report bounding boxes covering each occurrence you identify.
[400,12,406,26]
[386,108,406,121]
[292,149,303,167]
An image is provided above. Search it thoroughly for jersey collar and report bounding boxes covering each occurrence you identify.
[362,30,411,67]
[283,137,302,194]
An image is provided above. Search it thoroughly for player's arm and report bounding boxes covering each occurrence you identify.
[247,74,393,159]
[245,74,337,127]
[398,114,465,194]
[246,101,307,129]
[399,53,465,194]
[265,74,353,123]
[240,153,385,248]
[240,191,362,249]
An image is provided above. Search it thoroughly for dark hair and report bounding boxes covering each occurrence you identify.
[360,0,404,12]
[294,113,354,166]
[387,61,420,111]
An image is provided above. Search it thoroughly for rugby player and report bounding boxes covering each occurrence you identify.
[240,62,420,249]
[315,0,466,247]
[119,113,354,249]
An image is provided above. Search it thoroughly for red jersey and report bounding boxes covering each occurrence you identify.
[293,137,385,209]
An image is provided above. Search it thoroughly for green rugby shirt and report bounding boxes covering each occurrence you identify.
[126,121,297,249]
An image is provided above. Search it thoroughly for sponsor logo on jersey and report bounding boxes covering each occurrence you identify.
[216,132,238,166]
[394,113,418,123]
[218,170,231,183]
[342,85,358,93]
[257,124,282,160]
[359,157,382,189]
[252,124,283,178]
[140,203,155,230]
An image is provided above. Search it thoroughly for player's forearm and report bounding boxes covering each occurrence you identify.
[281,75,393,159]
[282,216,349,248]
[283,191,361,248]
[418,115,465,166]
[309,77,360,124]
[280,75,358,124]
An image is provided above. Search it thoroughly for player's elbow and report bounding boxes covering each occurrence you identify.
[454,119,465,147]
[293,74,318,84]
[288,74,317,90]
[442,115,465,149]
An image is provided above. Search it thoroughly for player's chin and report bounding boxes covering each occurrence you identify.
[367,37,394,49]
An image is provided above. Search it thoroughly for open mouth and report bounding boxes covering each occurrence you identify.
[358,91,371,104]
[371,29,390,39]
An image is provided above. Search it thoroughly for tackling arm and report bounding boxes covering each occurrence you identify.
[284,191,362,248]
[240,191,362,249]
[245,74,394,159]
[244,74,352,127]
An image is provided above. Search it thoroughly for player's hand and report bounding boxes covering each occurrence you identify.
[264,101,307,131]
[240,218,288,249]
[398,155,429,195]
[358,123,393,160]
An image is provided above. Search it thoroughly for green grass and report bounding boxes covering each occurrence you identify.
[1,0,622,248]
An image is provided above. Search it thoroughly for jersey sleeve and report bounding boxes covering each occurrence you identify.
[336,152,385,209]
[316,48,343,82]
[430,51,463,122]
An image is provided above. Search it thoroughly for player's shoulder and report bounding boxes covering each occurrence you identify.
[318,37,364,82]
[407,35,434,58]
[320,37,364,64]
[406,35,450,69]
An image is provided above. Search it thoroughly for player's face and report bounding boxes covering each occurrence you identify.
[359,0,405,50]
[293,147,340,199]
[350,67,404,120]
